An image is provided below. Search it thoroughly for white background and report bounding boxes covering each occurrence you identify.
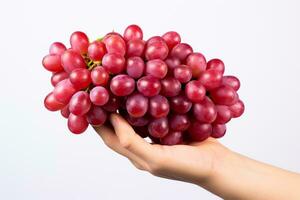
[0,0,300,199]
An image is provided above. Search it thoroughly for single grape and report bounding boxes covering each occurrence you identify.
[160,77,181,97]
[69,68,91,89]
[160,131,183,145]
[170,43,193,61]
[185,80,206,103]
[137,75,161,97]
[222,76,240,91]
[174,65,192,83]
[61,50,86,73]
[229,99,245,118]
[211,124,226,138]
[193,96,217,123]
[149,95,170,118]
[206,59,225,74]
[103,34,126,56]
[68,113,88,134]
[186,53,206,78]
[148,117,169,138]
[165,57,181,75]
[87,106,107,126]
[88,41,106,61]
[102,53,125,74]
[126,114,150,127]
[44,92,66,111]
[146,59,168,79]
[102,94,121,112]
[198,69,222,90]
[169,93,192,114]
[214,105,232,124]
[53,79,77,104]
[69,91,91,116]
[146,36,165,46]
[126,93,148,117]
[89,86,109,106]
[210,85,238,106]
[102,32,124,44]
[126,39,145,57]
[91,66,109,86]
[70,31,89,54]
[123,24,143,41]
[61,105,70,118]
[169,114,190,131]
[126,56,145,79]
[51,71,69,86]
[162,31,181,50]
[49,42,66,55]
[42,54,64,72]
[188,121,212,142]
[110,74,135,96]
[145,41,169,60]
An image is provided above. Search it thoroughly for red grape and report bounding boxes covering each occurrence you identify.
[160,77,181,97]
[214,105,232,124]
[160,131,183,145]
[165,57,181,75]
[170,93,192,114]
[146,36,165,46]
[148,117,169,138]
[145,41,169,60]
[210,85,238,106]
[185,80,206,103]
[49,42,66,55]
[104,34,126,56]
[229,99,245,118]
[102,94,121,112]
[126,93,148,117]
[91,66,109,86]
[123,24,143,41]
[61,105,70,118]
[51,71,69,86]
[188,121,212,142]
[149,95,170,118]
[53,79,77,104]
[89,86,109,106]
[169,114,190,131]
[126,56,145,79]
[102,53,125,74]
[162,31,181,50]
[206,59,225,74]
[102,32,123,44]
[198,69,222,90]
[68,113,88,134]
[69,68,91,89]
[44,92,66,111]
[61,50,86,73]
[87,106,107,126]
[222,75,240,91]
[137,75,161,97]
[170,43,193,61]
[70,31,89,54]
[193,96,217,123]
[126,114,149,127]
[88,41,106,61]
[69,91,91,116]
[110,74,135,96]
[146,59,168,79]
[126,39,145,57]
[174,65,192,83]
[186,53,206,78]
[42,54,64,72]
[211,124,226,138]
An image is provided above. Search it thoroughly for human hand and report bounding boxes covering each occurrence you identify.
[93,113,230,185]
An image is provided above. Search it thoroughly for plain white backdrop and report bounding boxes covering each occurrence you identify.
[0,0,299,199]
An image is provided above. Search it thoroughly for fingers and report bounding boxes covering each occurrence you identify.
[93,125,146,168]
[109,114,156,162]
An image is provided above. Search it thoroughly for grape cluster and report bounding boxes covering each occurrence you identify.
[43,24,244,145]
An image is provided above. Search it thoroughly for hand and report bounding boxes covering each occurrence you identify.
[93,113,230,185]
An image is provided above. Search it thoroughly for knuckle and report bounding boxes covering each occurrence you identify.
[120,138,132,149]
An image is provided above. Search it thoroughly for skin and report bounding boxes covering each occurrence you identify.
[94,114,300,200]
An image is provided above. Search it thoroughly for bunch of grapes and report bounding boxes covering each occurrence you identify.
[43,24,244,145]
